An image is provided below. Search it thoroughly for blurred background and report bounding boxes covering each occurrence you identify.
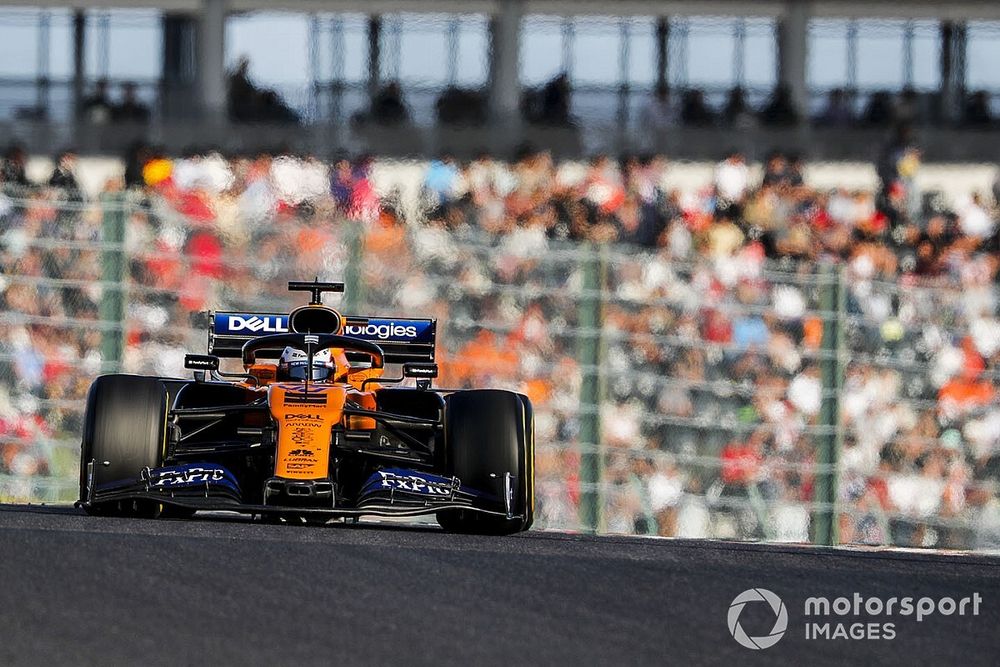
[0,0,998,550]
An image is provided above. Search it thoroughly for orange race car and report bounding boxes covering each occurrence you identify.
[77,280,534,534]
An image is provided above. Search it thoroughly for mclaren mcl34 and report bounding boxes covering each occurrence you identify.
[78,280,533,534]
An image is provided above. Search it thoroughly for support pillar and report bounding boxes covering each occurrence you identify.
[72,10,85,119]
[778,1,809,121]
[488,0,523,150]
[367,15,381,96]
[813,264,843,546]
[163,13,198,119]
[655,16,669,90]
[577,245,605,535]
[940,21,967,125]
[198,0,227,123]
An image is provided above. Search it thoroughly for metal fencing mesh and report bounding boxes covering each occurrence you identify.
[0,187,106,502]
[1,183,998,548]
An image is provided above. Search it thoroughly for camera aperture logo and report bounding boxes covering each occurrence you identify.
[728,588,788,650]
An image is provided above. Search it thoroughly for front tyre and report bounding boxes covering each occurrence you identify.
[79,374,169,517]
[437,390,534,535]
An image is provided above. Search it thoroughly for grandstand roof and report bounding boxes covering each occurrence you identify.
[9,0,1000,20]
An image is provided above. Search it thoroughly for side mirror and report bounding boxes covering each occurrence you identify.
[184,354,220,372]
[403,362,437,389]
[402,363,438,379]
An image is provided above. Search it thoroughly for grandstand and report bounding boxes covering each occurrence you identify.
[0,0,998,551]
[0,1,998,157]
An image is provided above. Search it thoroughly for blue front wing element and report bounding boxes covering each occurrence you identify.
[358,467,495,506]
[92,462,502,515]
[144,463,241,496]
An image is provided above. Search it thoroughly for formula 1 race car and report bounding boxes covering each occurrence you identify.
[77,280,534,534]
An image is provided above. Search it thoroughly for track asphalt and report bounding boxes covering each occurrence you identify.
[0,504,997,666]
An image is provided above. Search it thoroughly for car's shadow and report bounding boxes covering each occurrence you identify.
[0,502,446,534]
[0,503,81,516]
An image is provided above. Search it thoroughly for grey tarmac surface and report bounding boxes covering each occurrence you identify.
[0,504,997,666]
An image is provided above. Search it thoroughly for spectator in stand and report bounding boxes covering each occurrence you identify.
[877,124,917,181]
[956,192,996,241]
[714,151,750,205]
[639,83,678,131]
[787,153,805,187]
[435,87,487,126]
[538,73,572,127]
[329,157,356,210]
[863,91,895,126]
[123,141,152,188]
[368,82,410,126]
[761,151,794,188]
[227,56,299,124]
[258,90,299,124]
[760,85,799,126]
[681,89,714,126]
[722,86,755,128]
[894,87,922,127]
[80,78,112,124]
[1,143,29,188]
[228,57,258,122]
[423,154,461,206]
[112,82,150,124]
[48,149,80,194]
[816,88,853,127]
[718,429,766,538]
[963,91,994,128]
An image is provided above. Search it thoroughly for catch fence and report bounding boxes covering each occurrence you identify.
[1,190,998,548]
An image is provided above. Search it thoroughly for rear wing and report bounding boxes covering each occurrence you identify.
[208,312,436,363]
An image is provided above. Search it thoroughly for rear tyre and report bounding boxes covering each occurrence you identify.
[436,390,534,535]
[79,374,169,517]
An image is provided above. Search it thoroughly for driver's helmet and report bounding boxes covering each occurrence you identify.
[276,346,336,382]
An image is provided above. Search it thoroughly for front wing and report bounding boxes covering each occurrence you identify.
[82,462,520,521]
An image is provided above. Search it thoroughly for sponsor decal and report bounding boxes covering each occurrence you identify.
[148,464,240,492]
[343,323,419,339]
[285,413,323,421]
[285,439,319,470]
[184,357,218,369]
[219,314,289,334]
[215,313,433,344]
[284,392,327,405]
[342,319,434,343]
[356,467,494,505]
[363,468,456,497]
[290,426,313,446]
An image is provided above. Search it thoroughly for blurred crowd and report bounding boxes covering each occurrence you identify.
[639,84,1000,131]
[63,56,993,130]
[1,141,998,549]
[211,65,1000,130]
